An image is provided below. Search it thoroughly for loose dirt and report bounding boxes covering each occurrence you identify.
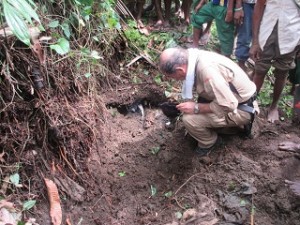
[32,85,300,225]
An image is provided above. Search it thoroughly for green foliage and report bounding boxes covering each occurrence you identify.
[257,79,273,107]
[175,211,183,219]
[2,0,42,46]
[123,21,149,49]
[9,173,20,187]
[22,199,36,211]
[50,38,70,55]
[149,146,160,155]
[164,191,173,198]
[118,171,126,177]
[150,185,157,196]
[99,1,121,29]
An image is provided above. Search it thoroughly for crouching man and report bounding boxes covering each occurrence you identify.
[158,47,258,156]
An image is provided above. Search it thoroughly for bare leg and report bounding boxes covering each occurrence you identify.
[192,27,202,48]
[238,60,247,72]
[136,0,146,28]
[153,0,164,27]
[182,0,192,25]
[268,74,287,123]
[144,0,155,12]
[253,71,266,93]
[164,0,172,27]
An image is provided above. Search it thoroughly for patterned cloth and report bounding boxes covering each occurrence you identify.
[211,0,228,6]
[243,0,256,3]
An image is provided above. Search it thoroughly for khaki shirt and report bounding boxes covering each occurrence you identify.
[194,50,256,117]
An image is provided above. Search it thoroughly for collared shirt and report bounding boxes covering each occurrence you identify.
[259,0,300,54]
[193,50,256,117]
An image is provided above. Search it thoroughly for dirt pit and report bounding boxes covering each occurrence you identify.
[32,87,300,225]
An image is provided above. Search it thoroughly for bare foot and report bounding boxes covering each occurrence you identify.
[279,141,300,151]
[267,107,279,123]
[285,180,300,196]
[163,20,171,28]
[153,20,164,28]
[137,20,145,29]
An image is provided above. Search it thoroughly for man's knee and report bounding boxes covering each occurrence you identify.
[182,114,194,127]
[274,68,289,80]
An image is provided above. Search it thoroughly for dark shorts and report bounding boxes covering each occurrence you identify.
[255,23,298,76]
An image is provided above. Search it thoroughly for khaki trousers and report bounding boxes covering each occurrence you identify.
[182,110,251,148]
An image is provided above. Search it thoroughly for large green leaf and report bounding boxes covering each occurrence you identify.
[50,38,70,55]
[7,0,40,24]
[2,0,42,46]
[3,0,31,46]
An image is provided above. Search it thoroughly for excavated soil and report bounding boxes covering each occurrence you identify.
[32,85,300,225]
[1,28,299,225]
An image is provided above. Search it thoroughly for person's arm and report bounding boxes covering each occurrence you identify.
[176,101,212,114]
[233,0,244,25]
[225,0,235,23]
[177,67,239,115]
[194,0,207,13]
[249,0,266,61]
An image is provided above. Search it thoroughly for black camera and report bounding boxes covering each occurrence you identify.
[159,102,181,118]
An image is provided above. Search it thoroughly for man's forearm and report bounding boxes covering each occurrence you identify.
[234,0,243,9]
[197,103,213,113]
[252,0,266,45]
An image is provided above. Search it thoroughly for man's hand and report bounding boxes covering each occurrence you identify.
[249,43,262,61]
[278,141,300,151]
[234,10,244,25]
[176,102,196,114]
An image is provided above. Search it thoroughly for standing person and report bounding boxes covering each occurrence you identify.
[191,0,237,57]
[249,0,300,123]
[158,47,258,156]
[235,0,256,72]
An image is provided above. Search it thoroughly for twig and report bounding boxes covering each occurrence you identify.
[59,147,79,177]
[278,148,299,153]
[174,173,203,196]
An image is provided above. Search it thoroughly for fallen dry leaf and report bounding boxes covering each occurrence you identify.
[44,178,62,225]
[0,152,5,163]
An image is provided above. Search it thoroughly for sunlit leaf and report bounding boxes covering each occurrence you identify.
[84,73,91,78]
[48,20,59,28]
[240,199,247,207]
[9,173,20,186]
[175,211,182,219]
[118,171,126,177]
[150,185,157,196]
[164,191,172,198]
[154,75,162,84]
[149,146,160,155]
[90,50,102,59]
[3,0,31,46]
[50,38,70,55]
[61,22,71,39]
[2,0,42,46]
[92,36,99,42]
[22,200,36,211]
[7,0,40,24]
